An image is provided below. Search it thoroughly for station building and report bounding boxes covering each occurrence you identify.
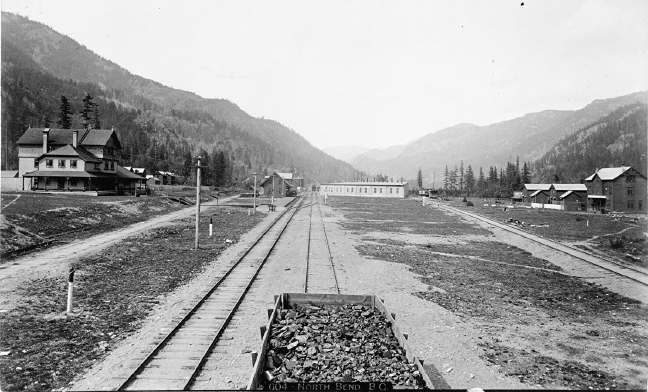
[320,182,407,198]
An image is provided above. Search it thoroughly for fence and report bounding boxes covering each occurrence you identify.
[531,202,563,210]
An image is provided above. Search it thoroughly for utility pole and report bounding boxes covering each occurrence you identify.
[251,172,258,214]
[195,156,202,250]
[271,174,275,207]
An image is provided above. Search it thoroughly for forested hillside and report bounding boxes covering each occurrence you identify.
[1,12,358,185]
[533,103,647,182]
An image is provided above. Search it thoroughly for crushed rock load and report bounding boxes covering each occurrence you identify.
[264,303,425,388]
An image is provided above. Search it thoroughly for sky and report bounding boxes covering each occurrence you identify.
[2,0,647,150]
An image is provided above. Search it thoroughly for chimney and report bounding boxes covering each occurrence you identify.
[42,128,50,154]
[73,130,78,148]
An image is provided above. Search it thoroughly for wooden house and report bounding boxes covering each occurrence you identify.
[584,166,647,213]
[16,127,142,194]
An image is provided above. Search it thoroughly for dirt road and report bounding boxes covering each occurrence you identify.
[0,196,237,312]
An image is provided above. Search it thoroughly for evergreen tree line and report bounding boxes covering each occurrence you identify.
[440,158,531,198]
[1,55,333,187]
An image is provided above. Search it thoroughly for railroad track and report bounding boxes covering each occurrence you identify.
[304,193,340,294]
[437,203,648,287]
[117,196,302,391]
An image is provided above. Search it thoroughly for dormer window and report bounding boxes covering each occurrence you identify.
[70,160,77,168]
[46,159,53,168]
[58,160,65,168]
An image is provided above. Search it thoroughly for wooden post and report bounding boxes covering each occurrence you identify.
[209,216,213,237]
[253,173,257,214]
[195,156,202,250]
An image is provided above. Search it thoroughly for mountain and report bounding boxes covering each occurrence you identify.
[533,103,647,182]
[1,12,358,184]
[352,92,648,181]
[322,145,371,163]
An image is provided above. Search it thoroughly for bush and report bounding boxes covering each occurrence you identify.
[462,197,467,202]
[609,237,624,249]
[466,201,474,207]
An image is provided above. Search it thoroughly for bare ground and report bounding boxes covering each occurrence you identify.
[0,208,263,392]
[329,196,648,389]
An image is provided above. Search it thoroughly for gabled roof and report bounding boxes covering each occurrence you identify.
[116,165,145,180]
[16,128,121,148]
[584,166,633,181]
[276,172,293,180]
[529,189,548,197]
[524,183,551,191]
[551,183,587,192]
[39,144,102,163]
[559,190,574,199]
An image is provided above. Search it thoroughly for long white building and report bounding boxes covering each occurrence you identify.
[320,181,407,198]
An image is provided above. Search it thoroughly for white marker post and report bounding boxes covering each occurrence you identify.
[66,268,75,315]
[209,216,213,237]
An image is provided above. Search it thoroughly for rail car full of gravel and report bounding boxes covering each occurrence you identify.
[247,293,434,389]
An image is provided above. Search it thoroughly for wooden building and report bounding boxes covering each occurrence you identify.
[584,166,646,213]
[17,127,142,194]
[260,172,299,197]
[320,182,407,198]
[550,184,588,211]
[523,184,551,203]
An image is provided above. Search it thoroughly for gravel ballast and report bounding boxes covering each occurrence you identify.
[264,303,425,388]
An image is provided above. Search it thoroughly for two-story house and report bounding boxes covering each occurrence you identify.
[584,166,647,213]
[17,127,143,194]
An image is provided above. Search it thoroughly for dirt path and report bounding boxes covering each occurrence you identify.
[0,196,238,313]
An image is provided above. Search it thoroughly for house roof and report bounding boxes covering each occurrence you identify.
[551,183,587,192]
[587,195,607,199]
[16,128,120,148]
[116,165,145,180]
[22,170,112,178]
[124,167,146,174]
[39,144,102,163]
[524,183,551,191]
[276,172,293,180]
[529,189,548,197]
[584,166,632,181]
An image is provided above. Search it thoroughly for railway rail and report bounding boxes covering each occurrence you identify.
[304,193,340,294]
[437,203,648,287]
[116,196,302,391]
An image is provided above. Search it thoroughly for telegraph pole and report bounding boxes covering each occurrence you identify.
[271,175,275,207]
[195,156,202,250]
[251,172,258,214]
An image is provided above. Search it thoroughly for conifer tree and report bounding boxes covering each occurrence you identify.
[57,95,72,129]
[81,93,94,129]
[417,168,423,189]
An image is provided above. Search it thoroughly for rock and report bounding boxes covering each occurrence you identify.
[287,341,299,350]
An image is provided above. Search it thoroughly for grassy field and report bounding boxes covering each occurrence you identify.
[445,197,647,265]
[329,196,648,389]
[0,208,263,392]
[0,193,187,259]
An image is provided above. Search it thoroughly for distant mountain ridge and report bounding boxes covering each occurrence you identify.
[351,91,648,181]
[1,12,358,183]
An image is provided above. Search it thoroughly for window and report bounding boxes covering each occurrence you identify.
[374,188,377,193]
[70,160,77,168]
[110,161,115,170]
[627,200,634,209]
[104,161,109,170]
[46,159,53,168]
[380,188,383,193]
[626,175,635,183]
[627,188,633,196]
[33,158,38,168]
[396,188,400,194]
[58,159,65,168]
[390,188,393,193]
[639,200,643,210]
